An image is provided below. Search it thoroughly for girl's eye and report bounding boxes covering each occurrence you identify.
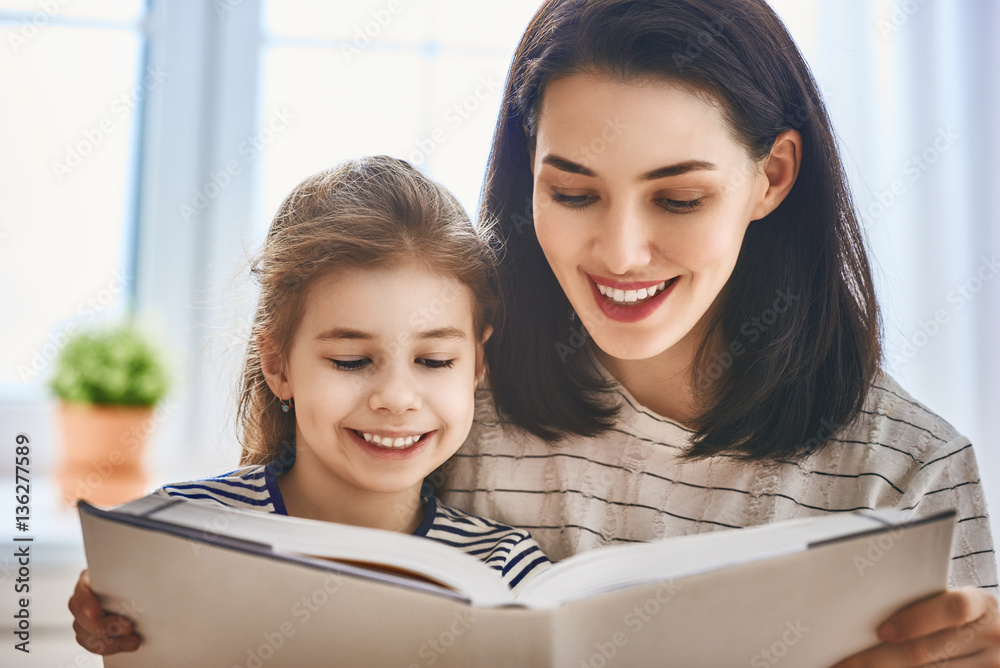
[331,358,370,371]
[418,358,455,369]
[551,191,597,208]
[658,198,703,213]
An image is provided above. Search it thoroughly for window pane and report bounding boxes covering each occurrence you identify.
[0,26,141,385]
[0,0,143,22]
[261,46,425,219]
[266,0,427,43]
[432,1,540,49]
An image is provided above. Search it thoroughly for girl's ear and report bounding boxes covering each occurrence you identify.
[258,335,292,400]
[475,325,494,383]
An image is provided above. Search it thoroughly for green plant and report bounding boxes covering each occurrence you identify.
[49,322,170,407]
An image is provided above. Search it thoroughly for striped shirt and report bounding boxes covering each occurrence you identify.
[153,462,551,591]
[438,361,998,596]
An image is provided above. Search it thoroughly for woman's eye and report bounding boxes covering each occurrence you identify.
[331,358,370,371]
[658,197,703,213]
[418,358,455,369]
[551,191,597,208]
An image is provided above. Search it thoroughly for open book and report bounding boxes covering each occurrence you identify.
[78,496,955,667]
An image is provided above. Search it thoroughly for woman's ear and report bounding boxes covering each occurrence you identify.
[258,335,292,400]
[475,325,494,383]
[750,129,802,221]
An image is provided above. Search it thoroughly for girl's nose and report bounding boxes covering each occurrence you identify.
[368,366,422,414]
[592,200,653,275]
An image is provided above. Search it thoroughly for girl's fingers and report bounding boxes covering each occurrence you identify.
[71,569,103,621]
[73,620,140,655]
[69,568,140,655]
[878,588,998,643]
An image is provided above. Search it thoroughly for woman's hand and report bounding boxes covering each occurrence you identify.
[68,569,141,655]
[832,587,1000,667]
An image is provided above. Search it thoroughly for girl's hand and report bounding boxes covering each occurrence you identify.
[68,569,141,655]
[832,587,1000,667]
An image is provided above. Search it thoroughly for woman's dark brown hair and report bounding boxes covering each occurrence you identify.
[237,155,497,466]
[481,0,881,461]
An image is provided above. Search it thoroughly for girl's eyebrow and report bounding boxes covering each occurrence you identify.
[314,327,467,342]
[541,154,717,181]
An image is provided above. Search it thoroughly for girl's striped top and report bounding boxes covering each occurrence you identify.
[153,462,551,592]
[438,361,999,597]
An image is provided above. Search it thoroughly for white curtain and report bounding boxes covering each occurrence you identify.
[771,0,1000,541]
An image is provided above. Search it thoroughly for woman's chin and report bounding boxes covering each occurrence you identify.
[588,330,686,362]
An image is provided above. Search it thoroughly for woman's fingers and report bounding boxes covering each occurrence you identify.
[831,590,1000,668]
[832,623,997,667]
[68,568,140,654]
[877,588,997,643]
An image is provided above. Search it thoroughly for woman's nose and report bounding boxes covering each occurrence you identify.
[368,365,422,414]
[592,200,653,275]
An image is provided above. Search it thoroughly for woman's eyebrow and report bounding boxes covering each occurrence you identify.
[541,154,717,180]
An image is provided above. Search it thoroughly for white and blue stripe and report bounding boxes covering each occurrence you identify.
[154,461,550,591]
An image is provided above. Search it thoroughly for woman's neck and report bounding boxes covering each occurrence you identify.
[276,447,424,534]
[592,325,710,428]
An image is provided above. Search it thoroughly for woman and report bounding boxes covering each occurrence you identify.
[71,0,998,664]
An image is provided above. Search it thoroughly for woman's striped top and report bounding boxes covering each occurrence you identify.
[152,462,551,592]
[438,362,998,596]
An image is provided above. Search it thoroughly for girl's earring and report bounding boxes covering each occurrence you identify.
[280,398,294,413]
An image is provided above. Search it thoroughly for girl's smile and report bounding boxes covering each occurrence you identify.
[264,262,487,528]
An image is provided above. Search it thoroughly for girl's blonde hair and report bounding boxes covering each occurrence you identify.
[237,155,498,466]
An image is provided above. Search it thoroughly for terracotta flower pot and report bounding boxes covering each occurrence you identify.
[55,401,154,507]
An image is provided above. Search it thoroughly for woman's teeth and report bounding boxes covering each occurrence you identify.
[597,280,669,305]
[360,432,425,448]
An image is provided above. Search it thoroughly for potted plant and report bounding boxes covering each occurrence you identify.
[49,321,170,506]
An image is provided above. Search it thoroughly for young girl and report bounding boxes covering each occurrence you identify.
[69,155,549,654]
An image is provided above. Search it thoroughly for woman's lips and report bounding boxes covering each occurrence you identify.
[588,276,678,323]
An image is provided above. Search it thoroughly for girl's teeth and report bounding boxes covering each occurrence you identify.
[361,432,423,448]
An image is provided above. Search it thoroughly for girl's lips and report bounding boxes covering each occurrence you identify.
[589,276,678,323]
[346,429,435,460]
